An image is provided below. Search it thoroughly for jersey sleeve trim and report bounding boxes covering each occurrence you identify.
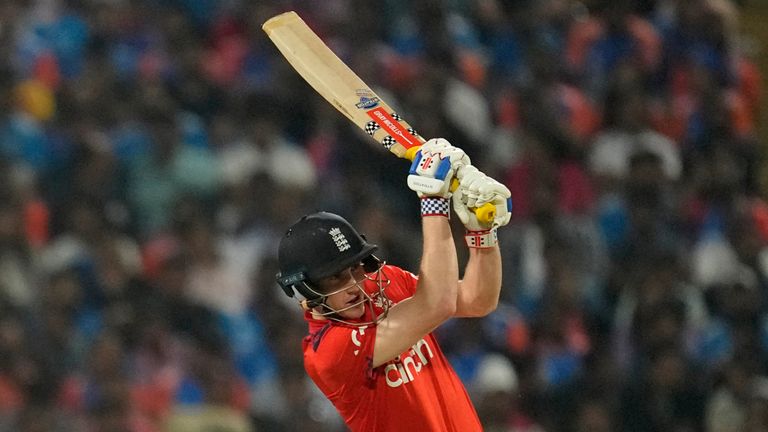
[309,322,332,352]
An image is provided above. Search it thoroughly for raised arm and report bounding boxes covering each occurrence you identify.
[457,245,502,317]
[372,139,466,367]
[452,166,512,317]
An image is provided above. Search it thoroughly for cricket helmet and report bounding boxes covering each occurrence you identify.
[276,212,379,305]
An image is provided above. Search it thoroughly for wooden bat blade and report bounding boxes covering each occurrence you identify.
[262,11,497,225]
[262,11,423,159]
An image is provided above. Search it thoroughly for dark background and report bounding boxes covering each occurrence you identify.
[0,0,766,431]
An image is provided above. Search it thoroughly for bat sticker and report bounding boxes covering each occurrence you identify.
[364,120,381,136]
[367,108,419,149]
[355,89,380,109]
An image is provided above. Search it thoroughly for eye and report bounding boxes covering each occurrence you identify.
[318,267,354,291]
[330,269,349,280]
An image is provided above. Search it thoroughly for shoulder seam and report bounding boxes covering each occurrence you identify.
[311,322,332,352]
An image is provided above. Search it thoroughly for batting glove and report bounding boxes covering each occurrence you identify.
[407,138,470,199]
[453,166,512,247]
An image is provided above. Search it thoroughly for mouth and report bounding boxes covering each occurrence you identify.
[346,293,362,306]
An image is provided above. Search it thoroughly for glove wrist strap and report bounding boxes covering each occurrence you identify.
[421,197,450,218]
[465,228,498,248]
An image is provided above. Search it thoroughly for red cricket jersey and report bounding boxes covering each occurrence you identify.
[302,265,482,432]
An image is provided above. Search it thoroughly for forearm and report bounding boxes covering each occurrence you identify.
[418,215,459,318]
[449,163,509,317]
[371,206,459,367]
[456,245,502,317]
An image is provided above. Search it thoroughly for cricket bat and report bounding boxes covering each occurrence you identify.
[262,11,495,224]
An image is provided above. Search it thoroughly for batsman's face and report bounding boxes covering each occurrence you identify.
[316,264,369,319]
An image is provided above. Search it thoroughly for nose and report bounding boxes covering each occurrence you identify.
[344,278,360,294]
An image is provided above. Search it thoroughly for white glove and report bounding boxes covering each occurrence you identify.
[407,138,470,198]
[453,165,512,231]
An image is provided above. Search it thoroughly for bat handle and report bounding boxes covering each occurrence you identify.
[475,203,496,226]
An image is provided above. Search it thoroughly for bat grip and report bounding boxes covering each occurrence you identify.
[474,204,496,226]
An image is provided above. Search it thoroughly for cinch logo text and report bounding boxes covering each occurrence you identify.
[384,338,434,388]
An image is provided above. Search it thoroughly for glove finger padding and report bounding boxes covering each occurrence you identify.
[407,138,470,198]
[452,186,472,225]
[453,166,512,231]
[477,180,511,229]
[458,167,485,209]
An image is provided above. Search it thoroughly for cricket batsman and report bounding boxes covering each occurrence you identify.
[276,138,512,431]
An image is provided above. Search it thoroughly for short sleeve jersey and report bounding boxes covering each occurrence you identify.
[302,265,482,432]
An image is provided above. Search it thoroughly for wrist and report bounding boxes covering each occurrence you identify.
[421,197,450,218]
[464,228,497,248]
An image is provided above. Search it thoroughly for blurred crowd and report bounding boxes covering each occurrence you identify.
[0,0,766,431]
